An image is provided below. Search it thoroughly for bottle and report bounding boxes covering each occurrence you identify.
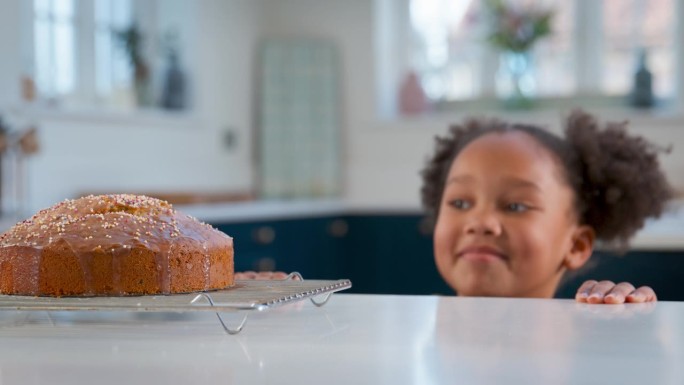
[631,48,654,108]
[161,51,186,110]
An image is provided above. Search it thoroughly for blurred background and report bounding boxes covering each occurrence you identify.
[0,0,682,298]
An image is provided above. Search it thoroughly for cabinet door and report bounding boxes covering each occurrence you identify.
[214,217,345,280]
[343,215,452,295]
[215,214,454,295]
[274,217,345,279]
[214,222,281,273]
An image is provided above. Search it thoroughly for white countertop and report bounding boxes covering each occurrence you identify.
[0,293,682,385]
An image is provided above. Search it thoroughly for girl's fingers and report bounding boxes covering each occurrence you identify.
[235,271,258,280]
[236,271,291,281]
[576,281,657,304]
[575,280,598,302]
[586,280,617,304]
[603,282,636,304]
[271,271,290,280]
[626,286,658,303]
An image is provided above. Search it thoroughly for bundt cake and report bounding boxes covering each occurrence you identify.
[0,194,234,296]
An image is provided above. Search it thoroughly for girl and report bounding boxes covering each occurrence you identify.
[421,110,672,304]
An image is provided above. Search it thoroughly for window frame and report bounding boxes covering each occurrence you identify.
[21,0,157,109]
[378,0,684,118]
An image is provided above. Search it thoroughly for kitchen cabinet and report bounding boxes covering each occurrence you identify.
[342,215,451,295]
[214,216,345,280]
[214,214,451,296]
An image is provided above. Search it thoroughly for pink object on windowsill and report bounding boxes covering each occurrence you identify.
[398,71,430,116]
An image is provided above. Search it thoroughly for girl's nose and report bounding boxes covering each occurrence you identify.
[464,209,502,236]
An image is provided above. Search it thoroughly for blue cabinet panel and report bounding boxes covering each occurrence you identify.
[342,215,451,295]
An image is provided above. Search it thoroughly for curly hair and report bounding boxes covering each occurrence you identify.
[420,109,673,250]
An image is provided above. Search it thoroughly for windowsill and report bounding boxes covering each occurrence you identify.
[379,95,684,129]
[6,102,202,129]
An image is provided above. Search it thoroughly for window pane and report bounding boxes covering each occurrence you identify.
[33,0,76,98]
[410,0,576,101]
[112,0,132,26]
[603,0,674,97]
[95,0,111,24]
[53,0,74,20]
[54,21,76,94]
[410,0,481,100]
[34,19,53,95]
[34,0,50,16]
[94,0,132,97]
[535,0,575,96]
[95,29,113,94]
[95,0,131,26]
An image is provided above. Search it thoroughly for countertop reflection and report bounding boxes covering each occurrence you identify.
[0,294,682,385]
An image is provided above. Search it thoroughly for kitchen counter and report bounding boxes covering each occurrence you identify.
[0,294,682,384]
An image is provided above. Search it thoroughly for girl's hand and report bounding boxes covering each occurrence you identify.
[575,280,657,304]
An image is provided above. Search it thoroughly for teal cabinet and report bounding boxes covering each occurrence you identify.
[213,213,451,295]
[342,215,451,295]
[215,216,345,280]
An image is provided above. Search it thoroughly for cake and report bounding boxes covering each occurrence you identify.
[0,194,234,296]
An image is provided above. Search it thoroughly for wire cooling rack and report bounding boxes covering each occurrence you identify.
[0,273,352,334]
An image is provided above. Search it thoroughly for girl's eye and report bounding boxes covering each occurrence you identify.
[506,202,528,212]
[449,199,472,210]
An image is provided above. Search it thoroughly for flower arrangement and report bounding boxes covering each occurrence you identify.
[114,24,149,83]
[114,24,152,106]
[484,0,554,52]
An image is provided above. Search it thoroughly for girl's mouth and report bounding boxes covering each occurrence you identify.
[457,246,508,262]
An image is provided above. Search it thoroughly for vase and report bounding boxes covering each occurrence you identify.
[161,52,186,110]
[496,51,535,109]
[631,49,654,108]
[134,78,151,107]
[133,61,152,107]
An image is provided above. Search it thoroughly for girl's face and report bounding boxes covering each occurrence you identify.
[434,132,593,298]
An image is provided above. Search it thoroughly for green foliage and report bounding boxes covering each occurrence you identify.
[485,0,554,52]
[113,24,149,81]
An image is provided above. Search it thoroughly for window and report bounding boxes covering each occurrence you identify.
[403,0,677,105]
[94,0,134,100]
[29,0,141,107]
[602,0,675,97]
[33,0,77,98]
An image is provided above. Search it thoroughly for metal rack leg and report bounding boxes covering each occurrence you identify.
[191,292,250,335]
[215,312,249,335]
[284,272,334,307]
[310,292,333,307]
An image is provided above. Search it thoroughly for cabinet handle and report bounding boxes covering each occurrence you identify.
[418,218,433,236]
[328,219,348,237]
[253,226,276,244]
[255,257,276,272]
